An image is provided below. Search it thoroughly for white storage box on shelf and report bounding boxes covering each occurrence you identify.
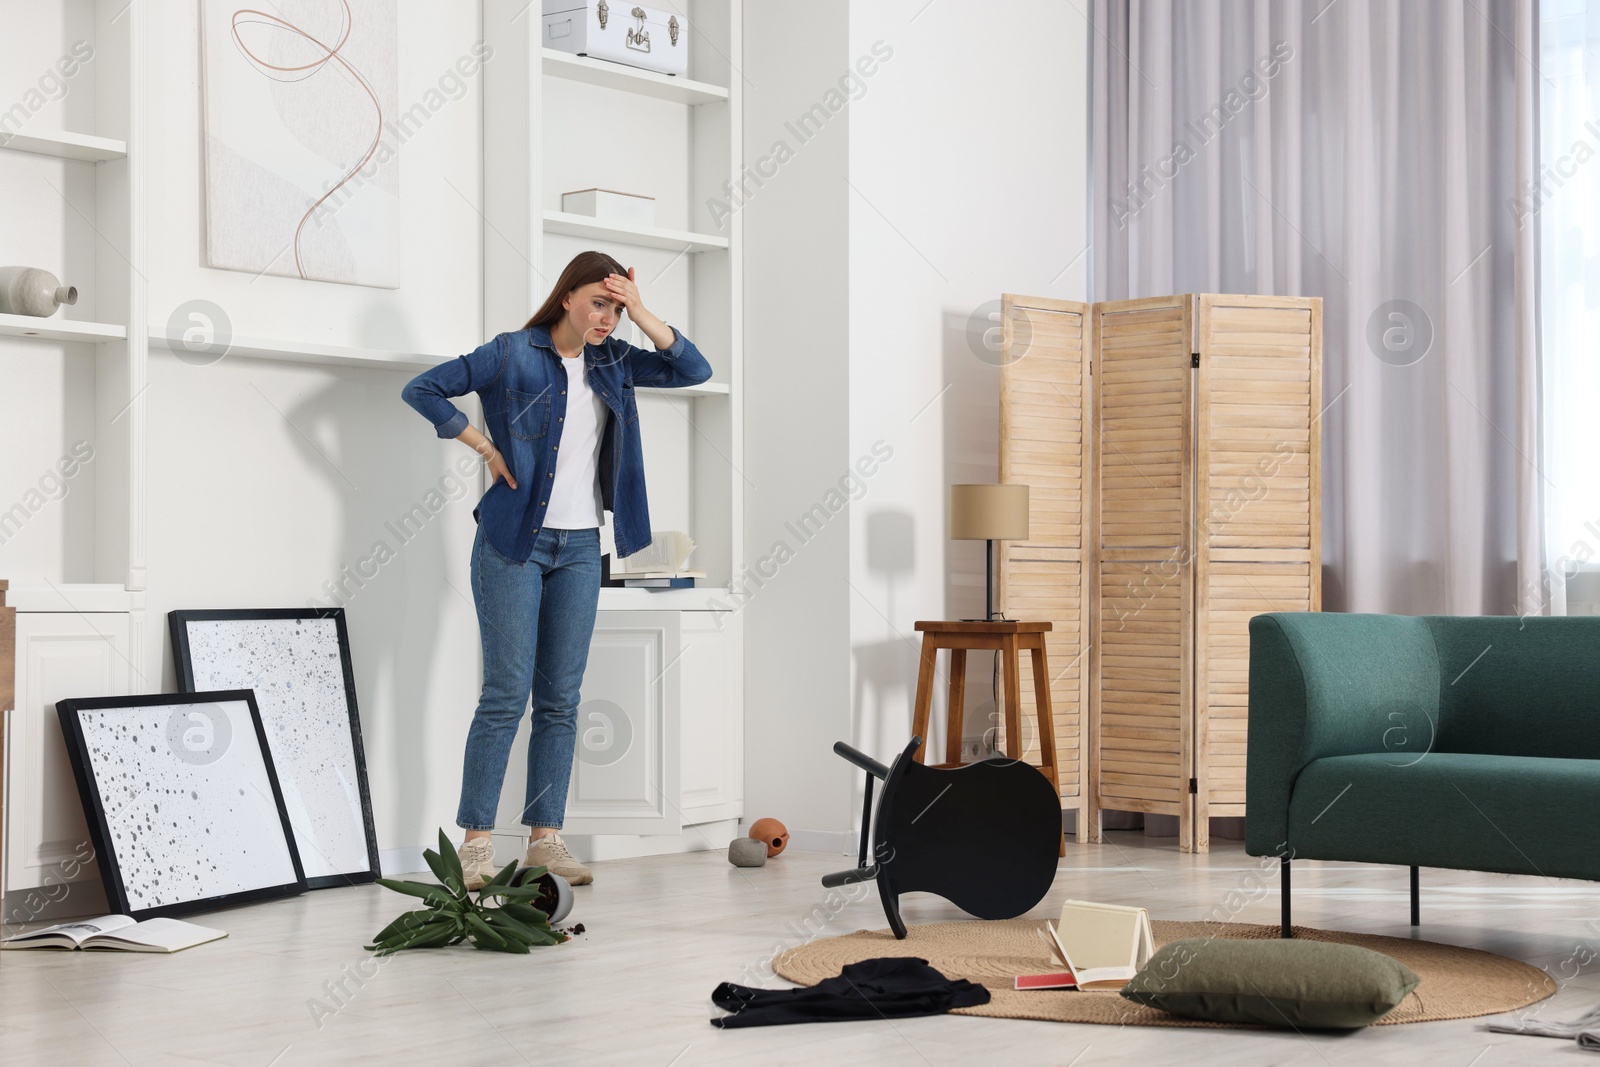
[542,1,688,77]
[561,187,656,227]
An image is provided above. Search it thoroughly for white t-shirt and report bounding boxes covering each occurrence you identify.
[542,354,607,529]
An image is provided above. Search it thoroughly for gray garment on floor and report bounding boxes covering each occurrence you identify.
[1488,1003,1600,1051]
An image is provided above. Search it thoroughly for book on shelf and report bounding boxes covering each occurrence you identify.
[602,530,703,587]
[1016,899,1155,991]
[1,914,226,953]
[620,575,702,589]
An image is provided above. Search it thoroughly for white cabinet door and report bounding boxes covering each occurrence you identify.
[678,611,741,824]
[4,612,133,896]
[499,610,681,836]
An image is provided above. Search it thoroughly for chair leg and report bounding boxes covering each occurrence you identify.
[1281,857,1292,938]
[909,637,938,763]
[944,649,967,765]
[1410,865,1419,927]
[857,775,874,869]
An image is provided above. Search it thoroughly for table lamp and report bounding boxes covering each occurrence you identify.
[949,483,1030,621]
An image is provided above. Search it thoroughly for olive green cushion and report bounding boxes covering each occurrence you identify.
[1121,939,1420,1029]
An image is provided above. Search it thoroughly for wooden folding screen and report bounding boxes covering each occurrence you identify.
[997,294,1321,852]
[995,295,1095,840]
[1089,296,1195,847]
[1191,295,1322,851]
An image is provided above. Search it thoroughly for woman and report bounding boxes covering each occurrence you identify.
[401,250,712,889]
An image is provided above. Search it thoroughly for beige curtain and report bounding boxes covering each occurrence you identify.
[1091,0,1548,616]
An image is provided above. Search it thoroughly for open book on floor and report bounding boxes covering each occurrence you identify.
[1,914,226,953]
[1016,899,1155,990]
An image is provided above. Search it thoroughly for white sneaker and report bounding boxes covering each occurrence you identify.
[456,836,497,891]
[525,832,593,886]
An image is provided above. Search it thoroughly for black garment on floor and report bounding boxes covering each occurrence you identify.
[709,956,991,1028]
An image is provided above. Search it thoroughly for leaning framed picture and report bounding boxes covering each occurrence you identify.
[169,609,381,889]
[56,690,307,920]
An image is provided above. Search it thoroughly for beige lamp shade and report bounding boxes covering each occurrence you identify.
[949,483,1029,541]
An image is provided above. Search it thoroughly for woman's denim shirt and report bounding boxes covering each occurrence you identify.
[401,323,712,563]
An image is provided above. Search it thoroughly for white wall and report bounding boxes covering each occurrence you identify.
[742,0,1089,845]
[740,0,858,849]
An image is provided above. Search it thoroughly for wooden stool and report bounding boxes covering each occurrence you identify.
[909,620,1063,855]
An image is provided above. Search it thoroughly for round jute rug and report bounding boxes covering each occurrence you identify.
[772,919,1555,1028]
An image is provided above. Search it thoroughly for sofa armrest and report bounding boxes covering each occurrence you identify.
[1245,613,1441,857]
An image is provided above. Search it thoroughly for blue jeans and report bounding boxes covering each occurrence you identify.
[457,523,602,831]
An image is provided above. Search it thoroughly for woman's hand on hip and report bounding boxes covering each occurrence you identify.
[458,425,517,490]
[486,449,516,490]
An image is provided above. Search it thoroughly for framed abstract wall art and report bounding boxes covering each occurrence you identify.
[56,690,307,920]
[170,608,381,889]
[199,0,400,286]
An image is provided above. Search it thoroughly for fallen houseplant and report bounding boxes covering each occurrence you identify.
[365,829,570,955]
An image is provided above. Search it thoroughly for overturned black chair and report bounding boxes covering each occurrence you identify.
[823,735,1062,938]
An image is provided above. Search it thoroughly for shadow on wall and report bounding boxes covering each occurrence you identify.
[853,509,918,764]
[280,308,475,850]
[942,304,1007,751]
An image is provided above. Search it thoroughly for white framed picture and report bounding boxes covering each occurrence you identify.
[169,609,381,889]
[56,691,307,920]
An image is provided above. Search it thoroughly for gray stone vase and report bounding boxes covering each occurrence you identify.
[0,266,78,317]
[728,837,768,867]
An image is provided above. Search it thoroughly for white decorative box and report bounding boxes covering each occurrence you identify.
[561,188,657,227]
[542,1,688,78]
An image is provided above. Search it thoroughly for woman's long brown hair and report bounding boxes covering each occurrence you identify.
[522,250,630,331]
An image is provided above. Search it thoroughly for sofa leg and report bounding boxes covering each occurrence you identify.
[1281,857,1292,938]
[1410,865,1419,927]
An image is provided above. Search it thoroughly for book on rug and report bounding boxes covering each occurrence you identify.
[1014,971,1081,990]
[1035,899,1155,989]
[1,914,226,953]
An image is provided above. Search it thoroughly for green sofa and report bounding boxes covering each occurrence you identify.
[1246,612,1600,936]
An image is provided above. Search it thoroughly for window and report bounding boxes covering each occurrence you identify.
[1539,0,1600,613]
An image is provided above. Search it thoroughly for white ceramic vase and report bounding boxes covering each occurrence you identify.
[0,266,78,317]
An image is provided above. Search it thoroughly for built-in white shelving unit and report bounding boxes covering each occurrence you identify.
[145,330,736,395]
[540,48,730,105]
[146,329,443,372]
[0,129,127,163]
[483,2,746,848]
[542,209,730,253]
[0,2,146,596]
[1,0,150,900]
[0,312,125,344]
[488,1,743,609]
[4,582,140,614]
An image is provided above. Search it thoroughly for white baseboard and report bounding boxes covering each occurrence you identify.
[382,820,747,875]
[749,826,854,856]
[555,818,738,861]
[377,846,427,878]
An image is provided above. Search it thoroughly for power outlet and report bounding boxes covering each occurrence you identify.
[961,738,993,761]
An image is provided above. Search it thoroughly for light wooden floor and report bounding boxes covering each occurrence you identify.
[3,834,1597,1065]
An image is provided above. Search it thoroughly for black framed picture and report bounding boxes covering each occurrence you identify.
[56,690,307,920]
[169,608,381,889]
